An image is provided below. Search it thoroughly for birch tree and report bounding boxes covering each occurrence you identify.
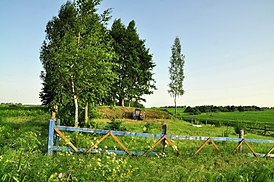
[40,0,115,126]
[168,37,185,115]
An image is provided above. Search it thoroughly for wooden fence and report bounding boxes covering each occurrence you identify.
[47,119,274,157]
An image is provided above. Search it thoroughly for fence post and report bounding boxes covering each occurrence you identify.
[47,119,55,155]
[55,119,60,147]
[161,124,167,152]
[239,129,244,152]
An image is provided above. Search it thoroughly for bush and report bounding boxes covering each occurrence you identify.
[143,123,151,133]
[105,119,127,131]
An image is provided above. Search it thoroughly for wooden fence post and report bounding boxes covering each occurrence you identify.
[47,119,55,155]
[161,124,167,152]
[55,119,60,147]
[239,129,244,152]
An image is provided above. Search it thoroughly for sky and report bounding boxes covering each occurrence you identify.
[0,0,274,107]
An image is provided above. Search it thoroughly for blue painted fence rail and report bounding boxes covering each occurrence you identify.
[55,125,274,143]
[48,119,274,155]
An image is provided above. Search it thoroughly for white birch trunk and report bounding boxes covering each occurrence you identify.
[84,102,89,125]
[71,78,79,127]
[174,95,177,116]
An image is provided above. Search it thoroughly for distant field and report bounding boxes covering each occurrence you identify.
[162,107,274,130]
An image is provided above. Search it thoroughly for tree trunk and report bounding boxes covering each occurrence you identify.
[73,95,79,127]
[72,31,80,127]
[84,101,89,125]
[71,78,79,127]
[119,97,124,107]
[174,95,177,117]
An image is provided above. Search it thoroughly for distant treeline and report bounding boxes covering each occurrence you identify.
[0,103,45,109]
[161,105,272,115]
[0,103,23,106]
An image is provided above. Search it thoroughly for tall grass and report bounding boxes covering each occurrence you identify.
[0,105,274,181]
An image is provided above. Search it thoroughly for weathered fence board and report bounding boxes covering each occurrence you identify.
[47,119,55,155]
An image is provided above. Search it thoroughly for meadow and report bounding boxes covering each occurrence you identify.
[0,104,274,181]
[162,107,274,133]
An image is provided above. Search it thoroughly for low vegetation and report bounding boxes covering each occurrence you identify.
[0,104,274,181]
[162,106,274,135]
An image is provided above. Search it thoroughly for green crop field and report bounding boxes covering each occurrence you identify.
[162,107,274,132]
[0,104,274,181]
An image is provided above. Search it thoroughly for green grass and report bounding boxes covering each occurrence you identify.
[163,107,274,131]
[0,105,274,181]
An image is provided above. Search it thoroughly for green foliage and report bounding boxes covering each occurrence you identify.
[89,106,104,119]
[40,0,116,126]
[0,150,135,182]
[234,124,249,135]
[40,1,156,125]
[168,37,185,114]
[105,119,127,131]
[0,105,134,181]
[109,19,156,106]
[184,105,263,114]
[184,106,201,115]
[143,122,152,133]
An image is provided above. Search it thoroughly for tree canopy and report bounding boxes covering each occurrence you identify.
[40,0,156,126]
[109,19,156,106]
[40,0,116,126]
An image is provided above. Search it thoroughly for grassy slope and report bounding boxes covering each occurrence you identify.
[0,105,274,181]
[97,106,171,120]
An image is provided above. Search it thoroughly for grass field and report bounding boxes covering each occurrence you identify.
[0,104,274,181]
[162,107,274,132]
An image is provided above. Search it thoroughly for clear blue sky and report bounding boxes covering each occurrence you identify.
[1,0,274,107]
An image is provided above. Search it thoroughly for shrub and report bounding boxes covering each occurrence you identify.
[143,123,152,133]
[105,119,127,131]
